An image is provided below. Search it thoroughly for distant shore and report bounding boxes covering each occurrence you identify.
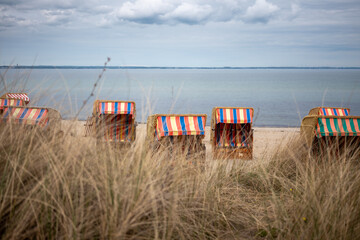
[2,66,360,70]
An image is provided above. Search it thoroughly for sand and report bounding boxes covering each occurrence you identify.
[62,120,300,160]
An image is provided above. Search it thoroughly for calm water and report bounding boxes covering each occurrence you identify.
[1,68,360,127]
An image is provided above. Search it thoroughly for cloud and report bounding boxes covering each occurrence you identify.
[0,0,283,27]
[113,0,214,25]
[243,0,279,24]
[162,2,213,25]
[114,0,172,24]
[41,9,74,26]
[4,0,358,28]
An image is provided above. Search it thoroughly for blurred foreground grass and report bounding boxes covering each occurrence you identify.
[0,123,359,240]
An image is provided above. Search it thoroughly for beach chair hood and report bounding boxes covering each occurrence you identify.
[147,114,207,141]
[155,115,206,140]
[1,93,30,104]
[301,115,360,147]
[308,107,350,116]
[214,107,253,124]
[94,100,135,118]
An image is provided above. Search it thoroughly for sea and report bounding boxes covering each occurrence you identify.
[1,67,360,127]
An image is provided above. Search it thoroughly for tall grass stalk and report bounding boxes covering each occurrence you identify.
[1,122,359,239]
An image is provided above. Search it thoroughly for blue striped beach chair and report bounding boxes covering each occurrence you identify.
[88,100,136,144]
[0,106,62,137]
[211,107,254,159]
[146,114,207,160]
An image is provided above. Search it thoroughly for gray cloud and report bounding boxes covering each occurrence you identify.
[243,0,279,23]
[1,0,360,28]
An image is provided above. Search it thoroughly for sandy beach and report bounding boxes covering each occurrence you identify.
[62,120,300,159]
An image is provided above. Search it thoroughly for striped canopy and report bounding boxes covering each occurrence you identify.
[4,93,30,104]
[98,101,134,117]
[2,107,49,127]
[0,98,25,109]
[318,107,349,116]
[316,117,360,137]
[156,115,205,139]
[216,108,253,124]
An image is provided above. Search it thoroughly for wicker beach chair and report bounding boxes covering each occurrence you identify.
[308,107,350,116]
[0,106,62,136]
[1,93,30,105]
[0,98,25,115]
[87,100,136,144]
[211,107,254,160]
[146,114,207,160]
[301,114,360,157]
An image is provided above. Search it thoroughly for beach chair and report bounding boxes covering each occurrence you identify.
[301,115,360,157]
[211,107,254,159]
[0,98,25,115]
[0,106,62,136]
[1,93,30,105]
[146,114,207,160]
[88,100,136,144]
[308,107,350,116]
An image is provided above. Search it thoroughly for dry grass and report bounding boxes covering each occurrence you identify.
[0,122,359,240]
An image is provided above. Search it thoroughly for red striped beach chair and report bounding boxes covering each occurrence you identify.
[1,106,62,135]
[211,107,254,159]
[0,98,25,114]
[1,93,30,105]
[146,114,207,160]
[89,100,136,144]
[308,107,350,116]
[301,115,360,157]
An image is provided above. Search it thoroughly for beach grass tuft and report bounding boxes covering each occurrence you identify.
[0,121,359,239]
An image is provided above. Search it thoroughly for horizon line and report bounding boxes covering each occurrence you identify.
[1,65,360,70]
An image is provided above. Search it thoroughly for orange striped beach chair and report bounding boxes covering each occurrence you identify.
[89,100,136,144]
[146,114,207,160]
[301,114,360,157]
[1,106,62,133]
[1,93,30,105]
[308,106,350,116]
[211,107,254,159]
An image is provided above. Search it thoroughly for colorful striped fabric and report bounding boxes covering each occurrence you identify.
[101,114,134,142]
[216,108,253,124]
[319,107,349,116]
[216,123,250,147]
[0,99,24,109]
[98,102,134,116]
[5,93,30,104]
[316,117,360,137]
[2,107,48,127]
[155,116,205,139]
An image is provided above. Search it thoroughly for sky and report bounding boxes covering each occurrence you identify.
[0,0,360,67]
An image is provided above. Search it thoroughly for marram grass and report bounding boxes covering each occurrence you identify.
[0,123,359,239]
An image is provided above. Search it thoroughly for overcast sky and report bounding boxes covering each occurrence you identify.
[0,0,359,67]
